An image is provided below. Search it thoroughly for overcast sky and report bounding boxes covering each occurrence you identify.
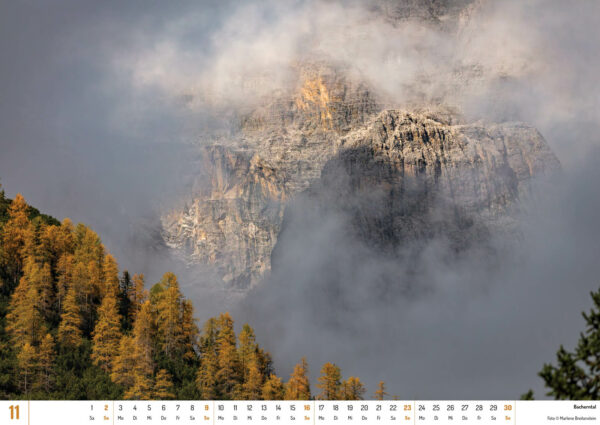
[1,0,599,399]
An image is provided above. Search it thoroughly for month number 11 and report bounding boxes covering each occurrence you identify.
[9,405,20,420]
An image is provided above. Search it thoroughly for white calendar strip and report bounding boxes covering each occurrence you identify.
[0,400,596,424]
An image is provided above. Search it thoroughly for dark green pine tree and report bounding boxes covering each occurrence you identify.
[539,288,600,399]
[118,270,133,330]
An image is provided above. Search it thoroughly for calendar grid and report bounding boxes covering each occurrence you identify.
[1,399,598,424]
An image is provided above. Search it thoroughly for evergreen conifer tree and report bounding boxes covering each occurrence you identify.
[540,288,600,399]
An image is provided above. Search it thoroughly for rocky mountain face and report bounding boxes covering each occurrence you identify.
[160,0,559,292]
[161,65,380,288]
[161,61,559,290]
[282,110,559,258]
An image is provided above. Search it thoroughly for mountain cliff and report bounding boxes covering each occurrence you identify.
[160,0,560,291]
[161,65,559,290]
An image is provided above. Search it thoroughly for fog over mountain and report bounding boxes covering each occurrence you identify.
[1,0,599,398]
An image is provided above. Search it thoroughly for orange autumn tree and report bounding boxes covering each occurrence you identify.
[111,336,136,389]
[262,374,285,400]
[153,369,175,399]
[58,285,82,348]
[128,273,147,324]
[238,324,257,379]
[91,291,123,372]
[36,262,54,321]
[374,381,388,400]
[1,194,31,286]
[197,318,219,399]
[238,323,263,399]
[6,269,45,349]
[55,253,74,312]
[242,356,263,400]
[317,362,342,400]
[340,376,366,400]
[36,333,56,392]
[102,254,120,298]
[181,299,198,361]
[154,272,185,359]
[123,301,155,400]
[215,313,242,399]
[17,343,36,396]
[285,357,311,400]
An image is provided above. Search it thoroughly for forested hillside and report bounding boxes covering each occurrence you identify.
[0,183,371,400]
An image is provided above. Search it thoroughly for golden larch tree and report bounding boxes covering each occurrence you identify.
[340,377,365,400]
[101,253,120,298]
[215,313,241,399]
[285,357,311,400]
[36,333,56,392]
[131,273,148,304]
[153,369,175,400]
[37,262,54,321]
[71,261,91,322]
[73,224,104,267]
[91,291,123,372]
[262,374,285,400]
[133,300,155,369]
[256,347,274,382]
[19,257,50,315]
[124,300,155,400]
[1,193,31,285]
[317,362,342,400]
[128,273,147,324]
[125,371,154,400]
[238,324,257,382]
[217,340,241,399]
[197,318,219,399]
[54,218,75,258]
[111,336,136,388]
[241,355,263,400]
[87,260,102,307]
[23,219,47,264]
[56,253,74,312]
[73,224,104,317]
[17,342,37,395]
[154,272,184,359]
[6,273,45,348]
[197,347,218,399]
[374,381,388,400]
[181,299,199,362]
[58,285,82,348]
[38,224,60,266]
[5,275,30,347]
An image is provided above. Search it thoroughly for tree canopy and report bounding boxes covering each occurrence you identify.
[539,287,600,399]
[0,187,372,400]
